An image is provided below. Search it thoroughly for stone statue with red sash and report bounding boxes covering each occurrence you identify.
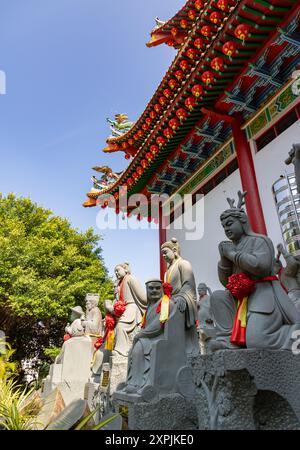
[209,191,300,351]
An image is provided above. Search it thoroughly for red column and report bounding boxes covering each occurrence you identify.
[231,119,267,235]
[159,204,167,280]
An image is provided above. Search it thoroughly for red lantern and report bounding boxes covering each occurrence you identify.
[150,110,157,119]
[171,27,178,37]
[163,127,173,139]
[187,48,197,60]
[163,88,172,98]
[185,96,196,111]
[222,41,237,58]
[122,142,128,149]
[145,117,152,126]
[132,172,138,180]
[176,108,188,121]
[133,133,139,141]
[137,129,143,138]
[142,123,149,131]
[169,118,180,130]
[235,24,250,43]
[188,9,197,20]
[175,69,184,81]
[136,166,144,176]
[211,57,224,72]
[154,103,162,113]
[210,11,222,24]
[180,19,188,29]
[156,136,166,147]
[128,138,134,146]
[194,37,205,50]
[179,60,189,71]
[217,0,228,11]
[167,39,175,47]
[191,84,203,97]
[194,0,204,10]
[201,25,211,37]
[146,152,154,161]
[159,96,167,106]
[125,153,131,160]
[127,177,133,186]
[150,144,159,155]
[168,79,177,90]
[201,71,214,86]
[141,159,148,169]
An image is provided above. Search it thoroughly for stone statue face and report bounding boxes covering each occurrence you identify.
[161,247,176,265]
[146,282,163,303]
[221,216,244,242]
[86,298,97,310]
[198,288,207,297]
[115,265,127,280]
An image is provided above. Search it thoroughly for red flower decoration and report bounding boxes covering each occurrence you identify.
[226,273,255,300]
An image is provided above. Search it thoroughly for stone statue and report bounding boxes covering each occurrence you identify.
[274,244,300,312]
[64,306,85,338]
[209,191,300,351]
[285,143,300,194]
[119,279,197,401]
[161,237,199,354]
[197,283,215,354]
[82,293,103,337]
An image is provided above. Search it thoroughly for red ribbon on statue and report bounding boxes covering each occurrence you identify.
[227,273,278,346]
[113,300,126,317]
[63,334,71,342]
[156,282,173,325]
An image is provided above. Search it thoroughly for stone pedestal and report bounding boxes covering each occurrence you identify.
[190,349,300,430]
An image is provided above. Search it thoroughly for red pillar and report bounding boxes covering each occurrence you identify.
[231,119,267,235]
[159,204,167,280]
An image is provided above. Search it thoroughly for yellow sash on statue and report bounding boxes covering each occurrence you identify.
[160,258,181,323]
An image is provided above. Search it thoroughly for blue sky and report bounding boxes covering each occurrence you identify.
[0,0,184,285]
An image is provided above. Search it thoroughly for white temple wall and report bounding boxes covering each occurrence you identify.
[166,119,300,291]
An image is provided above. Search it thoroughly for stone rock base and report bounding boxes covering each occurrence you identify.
[113,393,198,430]
[189,349,300,430]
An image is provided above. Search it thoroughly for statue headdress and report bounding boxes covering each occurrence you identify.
[161,237,181,255]
[220,191,251,233]
[115,262,131,274]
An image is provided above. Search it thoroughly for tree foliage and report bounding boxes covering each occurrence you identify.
[0,194,113,363]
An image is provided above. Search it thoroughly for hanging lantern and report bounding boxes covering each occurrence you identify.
[154,103,162,113]
[163,88,172,98]
[217,0,228,11]
[125,153,131,160]
[133,133,139,141]
[188,9,197,20]
[179,60,189,71]
[132,172,138,180]
[169,118,180,130]
[201,71,214,86]
[211,57,224,72]
[234,24,250,44]
[175,69,184,81]
[127,177,133,186]
[168,78,178,90]
[122,142,128,149]
[194,0,204,11]
[201,25,211,37]
[191,84,203,97]
[171,27,178,37]
[150,144,159,155]
[159,96,167,106]
[146,152,154,161]
[137,129,144,138]
[128,138,134,146]
[142,123,149,131]
[145,117,152,126]
[136,166,144,176]
[185,96,196,111]
[163,127,173,139]
[187,48,197,60]
[180,19,188,29]
[222,41,237,58]
[176,108,188,121]
[210,11,222,24]
[194,37,205,50]
[150,110,157,119]
[167,39,175,47]
[156,136,166,147]
[141,159,148,169]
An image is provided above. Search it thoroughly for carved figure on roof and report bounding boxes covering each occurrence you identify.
[106,114,134,138]
[154,17,166,29]
[91,166,123,191]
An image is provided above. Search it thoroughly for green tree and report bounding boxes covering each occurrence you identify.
[0,193,113,367]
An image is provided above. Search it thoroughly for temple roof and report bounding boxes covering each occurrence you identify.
[84,0,300,214]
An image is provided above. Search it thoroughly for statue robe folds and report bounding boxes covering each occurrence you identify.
[114,274,147,357]
[164,258,199,353]
[212,234,300,349]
